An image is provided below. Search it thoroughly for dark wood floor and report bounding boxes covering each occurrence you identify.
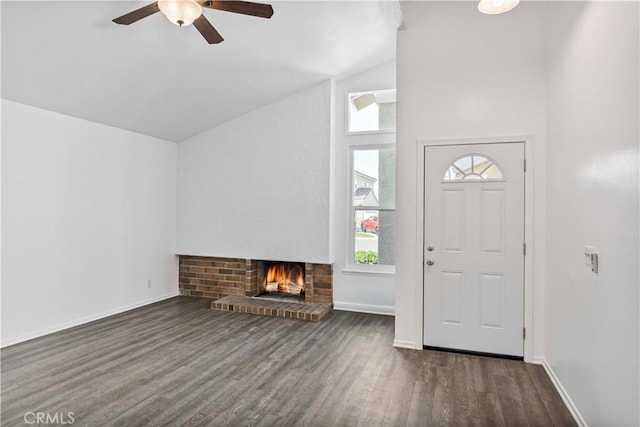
[1,297,575,426]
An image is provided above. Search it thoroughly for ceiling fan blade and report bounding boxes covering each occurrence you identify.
[193,15,224,44]
[113,2,160,25]
[201,1,274,19]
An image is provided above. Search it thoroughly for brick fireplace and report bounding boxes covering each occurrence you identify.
[178,255,333,320]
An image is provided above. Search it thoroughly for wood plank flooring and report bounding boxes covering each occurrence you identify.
[1,297,576,426]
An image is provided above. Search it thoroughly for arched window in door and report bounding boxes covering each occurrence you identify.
[443,154,504,182]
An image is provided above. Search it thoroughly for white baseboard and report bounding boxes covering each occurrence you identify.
[541,358,588,427]
[528,355,545,365]
[333,301,395,316]
[393,339,418,349]
[1,291,180,348]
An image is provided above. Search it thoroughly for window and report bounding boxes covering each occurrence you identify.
[350,146,396,272]
[443,154,504,182]
[347,89,396,134]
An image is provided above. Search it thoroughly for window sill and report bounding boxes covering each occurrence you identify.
[346,129,396,136]
[342,266,396,277]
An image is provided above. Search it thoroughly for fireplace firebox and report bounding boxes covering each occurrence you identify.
[257,261,306,300]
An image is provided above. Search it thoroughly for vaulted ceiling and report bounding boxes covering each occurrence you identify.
[1,1,398,142]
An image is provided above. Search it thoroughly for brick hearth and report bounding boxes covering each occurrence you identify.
[211,296,332,321]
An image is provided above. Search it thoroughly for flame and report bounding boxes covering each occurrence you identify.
[264,263,304,294]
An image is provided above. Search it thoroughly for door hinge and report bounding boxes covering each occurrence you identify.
[523,243,527,256]
[524,159,527,172]
[523,328,526,339]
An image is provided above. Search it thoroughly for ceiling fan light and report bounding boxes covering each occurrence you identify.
[478,0,520,15]
[158,0,202,26]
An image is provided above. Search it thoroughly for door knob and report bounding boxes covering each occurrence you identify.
[427,245,435,252]
[426,259,435,266]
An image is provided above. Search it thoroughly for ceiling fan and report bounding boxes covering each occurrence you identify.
[113,0,274,44]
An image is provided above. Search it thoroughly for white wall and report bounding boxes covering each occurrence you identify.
[545,2,639,425]
[1,100,178,347]
[395,2,548,355]
[333,60,396,315]
[396,1,640,424]
[176,81,333,264]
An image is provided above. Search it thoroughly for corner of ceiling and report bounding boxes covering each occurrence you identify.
[393,0,406,32]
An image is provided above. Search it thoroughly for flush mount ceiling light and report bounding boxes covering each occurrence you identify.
[478,0,520,15]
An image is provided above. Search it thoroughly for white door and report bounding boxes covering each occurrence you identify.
[423,142,525,357]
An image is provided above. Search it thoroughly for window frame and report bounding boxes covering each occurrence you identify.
[346,143,396,276]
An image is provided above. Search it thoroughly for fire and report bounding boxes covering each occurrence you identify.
[264,263,304,295]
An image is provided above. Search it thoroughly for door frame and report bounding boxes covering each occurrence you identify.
[415,135,536,362]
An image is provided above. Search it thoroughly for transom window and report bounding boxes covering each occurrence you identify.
[443,154,504,182]
[347,89,396,134]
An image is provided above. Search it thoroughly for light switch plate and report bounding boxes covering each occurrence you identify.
[584,246,598,273]
[584,246,595,266]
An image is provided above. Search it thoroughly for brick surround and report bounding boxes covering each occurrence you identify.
[178,255,333,304]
